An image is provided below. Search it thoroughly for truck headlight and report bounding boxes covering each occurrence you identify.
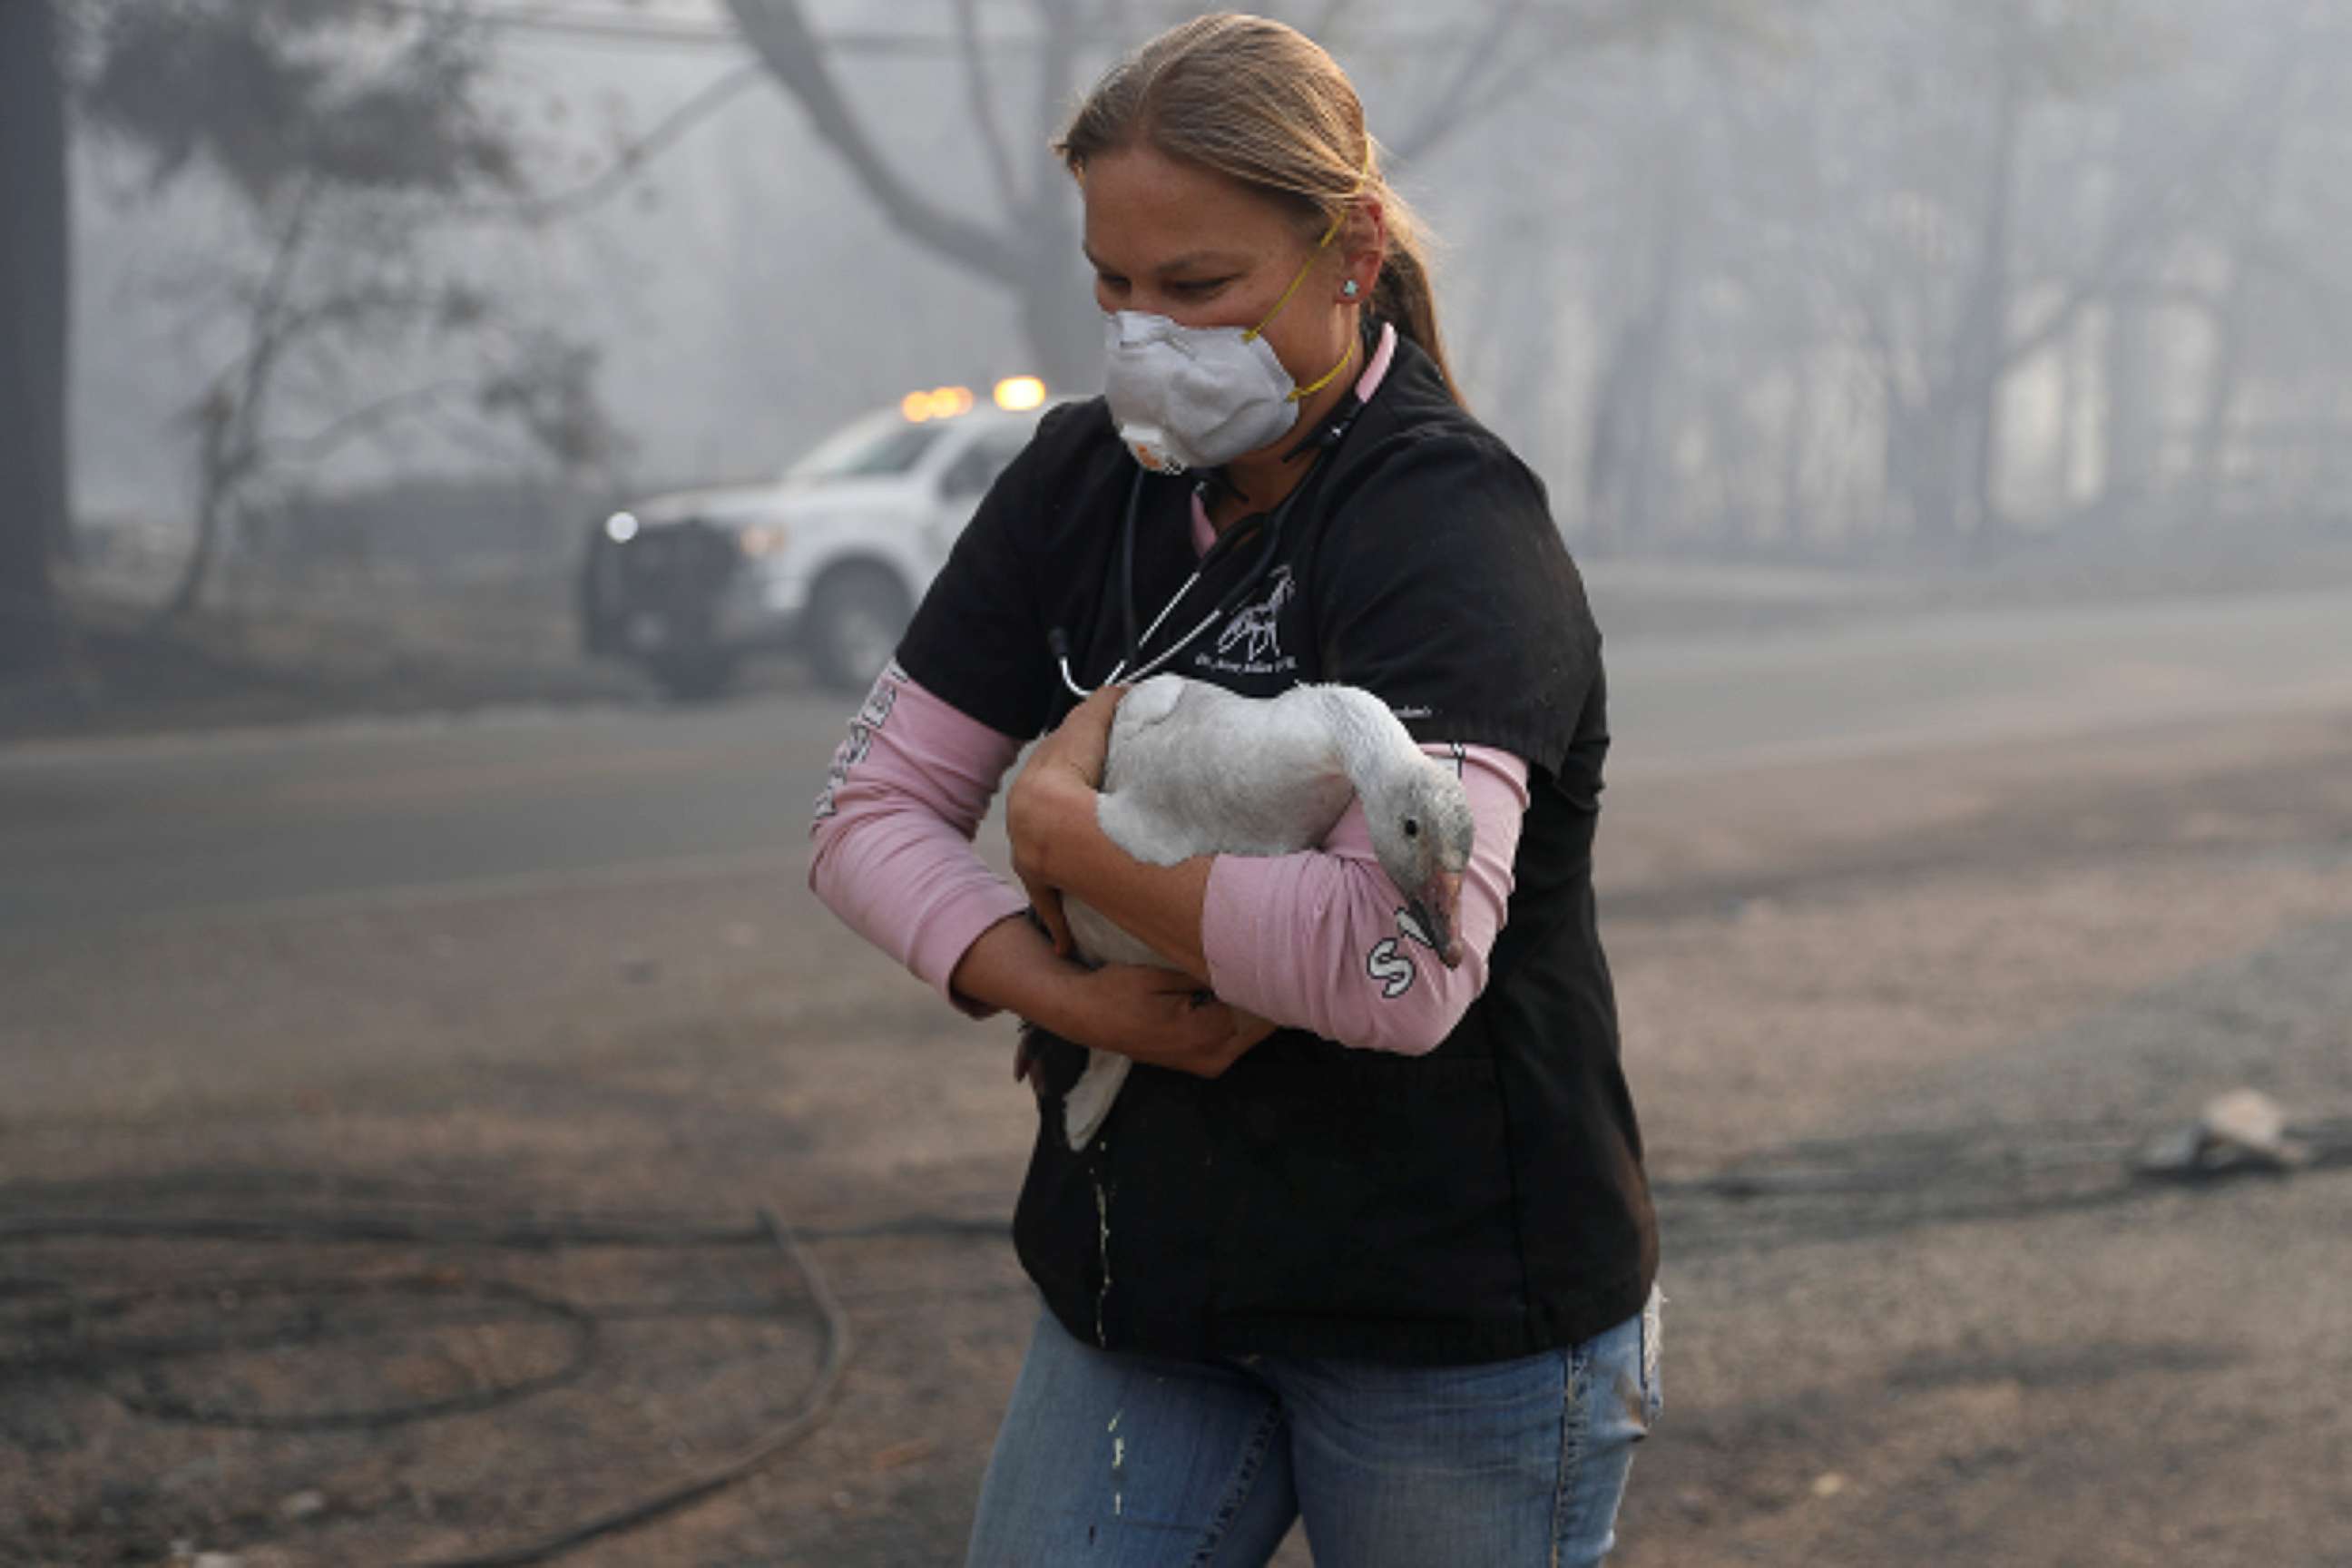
[739,524,789,558]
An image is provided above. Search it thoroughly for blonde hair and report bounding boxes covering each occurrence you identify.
[1055,12,1462,403]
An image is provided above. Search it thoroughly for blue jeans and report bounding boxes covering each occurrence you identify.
[966,1290,1662,1567]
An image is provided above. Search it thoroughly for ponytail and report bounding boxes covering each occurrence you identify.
[1366,190,1461,406]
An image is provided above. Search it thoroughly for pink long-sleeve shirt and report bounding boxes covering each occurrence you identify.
[807,663,1528,1056]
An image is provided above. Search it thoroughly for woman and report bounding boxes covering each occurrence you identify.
[809,15,1660,1565]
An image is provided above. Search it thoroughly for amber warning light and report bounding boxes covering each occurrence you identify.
[993,376,1048,412]
[900,386,975,423]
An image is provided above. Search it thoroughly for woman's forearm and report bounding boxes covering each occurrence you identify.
[951,906,1272,1075]
[806,668,1031,1015]
[1024,772,1215,984]
[946,912,1095,1029]
[1199,745,1529,1054]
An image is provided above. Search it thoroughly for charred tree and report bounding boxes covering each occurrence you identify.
[0,0,70,677]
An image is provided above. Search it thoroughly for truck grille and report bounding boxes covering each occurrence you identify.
[585,519,740,652]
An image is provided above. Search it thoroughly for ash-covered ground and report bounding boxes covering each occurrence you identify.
[5,675,2349,1566]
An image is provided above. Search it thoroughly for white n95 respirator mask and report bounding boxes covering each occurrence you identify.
[1102,310,1319,475]
[1100,199,1361,475]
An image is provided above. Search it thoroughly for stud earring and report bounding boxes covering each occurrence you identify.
[1341,279,1360,299]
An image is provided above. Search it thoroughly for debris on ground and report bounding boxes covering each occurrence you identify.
[2134,1088,2311,1181]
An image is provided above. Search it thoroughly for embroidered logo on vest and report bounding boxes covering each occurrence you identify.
[1195,567,1299,678]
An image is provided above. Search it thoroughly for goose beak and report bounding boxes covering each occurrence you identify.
[1407,870,1465,969]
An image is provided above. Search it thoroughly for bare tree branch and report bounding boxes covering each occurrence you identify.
[162,175,324,622]
[191,285,458,395]
[253,378,475,464]
[1387,0,1530,168]
[1388,0,1782,173]
[444,62,769,226]
[953,0,1025,215]
[220,181,328,489]
[1031,0,1083,184]
[724,0,1026,283]
[1996,36,2297,373]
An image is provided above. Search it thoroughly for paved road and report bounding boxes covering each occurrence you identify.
[6,584,2352,936]
[1606,583,2352,774]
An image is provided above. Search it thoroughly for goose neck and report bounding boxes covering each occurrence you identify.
[1313,686,1413,789]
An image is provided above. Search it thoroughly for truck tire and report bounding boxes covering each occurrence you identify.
[806,565,912,695]
[646,648,738,702]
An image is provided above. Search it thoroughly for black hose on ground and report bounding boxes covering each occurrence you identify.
[1,1201,1004,1564]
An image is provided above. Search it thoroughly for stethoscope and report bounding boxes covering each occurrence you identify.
[1051,385,1369,701]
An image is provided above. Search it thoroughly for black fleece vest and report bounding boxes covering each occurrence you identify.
[901,331,1659,1364]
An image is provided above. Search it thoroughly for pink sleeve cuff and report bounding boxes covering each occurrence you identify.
[808,664,1030,1016]
[1200,744,1529,1054]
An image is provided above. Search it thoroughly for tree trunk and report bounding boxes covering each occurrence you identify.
[2186,247,2252,528]
[0,0,70,678]
[1778,358,1817,547]
[156,181,318,624]
[2099,294,2158,525]
[1013,217,1094,395]
[1584,64,1691,554]
[2188,108,2288,527]
[1956,1,2027,544]
[166,403,235,622]
[1888,387,1967,551]
[1584,315,1663,555]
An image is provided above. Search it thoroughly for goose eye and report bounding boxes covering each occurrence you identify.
[1403,818,1420,838]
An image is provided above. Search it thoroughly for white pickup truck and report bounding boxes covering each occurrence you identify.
[580,380,1059,698]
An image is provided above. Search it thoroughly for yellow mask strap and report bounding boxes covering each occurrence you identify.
[1286,336,1357,403]
[1241,142,1376,348]
[1240,217,1341,347]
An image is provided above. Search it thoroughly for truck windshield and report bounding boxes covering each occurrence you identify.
[788,415,945,481]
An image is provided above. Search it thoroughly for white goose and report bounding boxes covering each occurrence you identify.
[1049,674,1477,1149]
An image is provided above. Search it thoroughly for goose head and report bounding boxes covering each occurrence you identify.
[1361,759,1476,968]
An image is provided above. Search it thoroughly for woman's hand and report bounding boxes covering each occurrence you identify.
[1060,963,1279,1078]
[1007,685,1126,956]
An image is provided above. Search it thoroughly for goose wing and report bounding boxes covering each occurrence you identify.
[1098,680,1353,864]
